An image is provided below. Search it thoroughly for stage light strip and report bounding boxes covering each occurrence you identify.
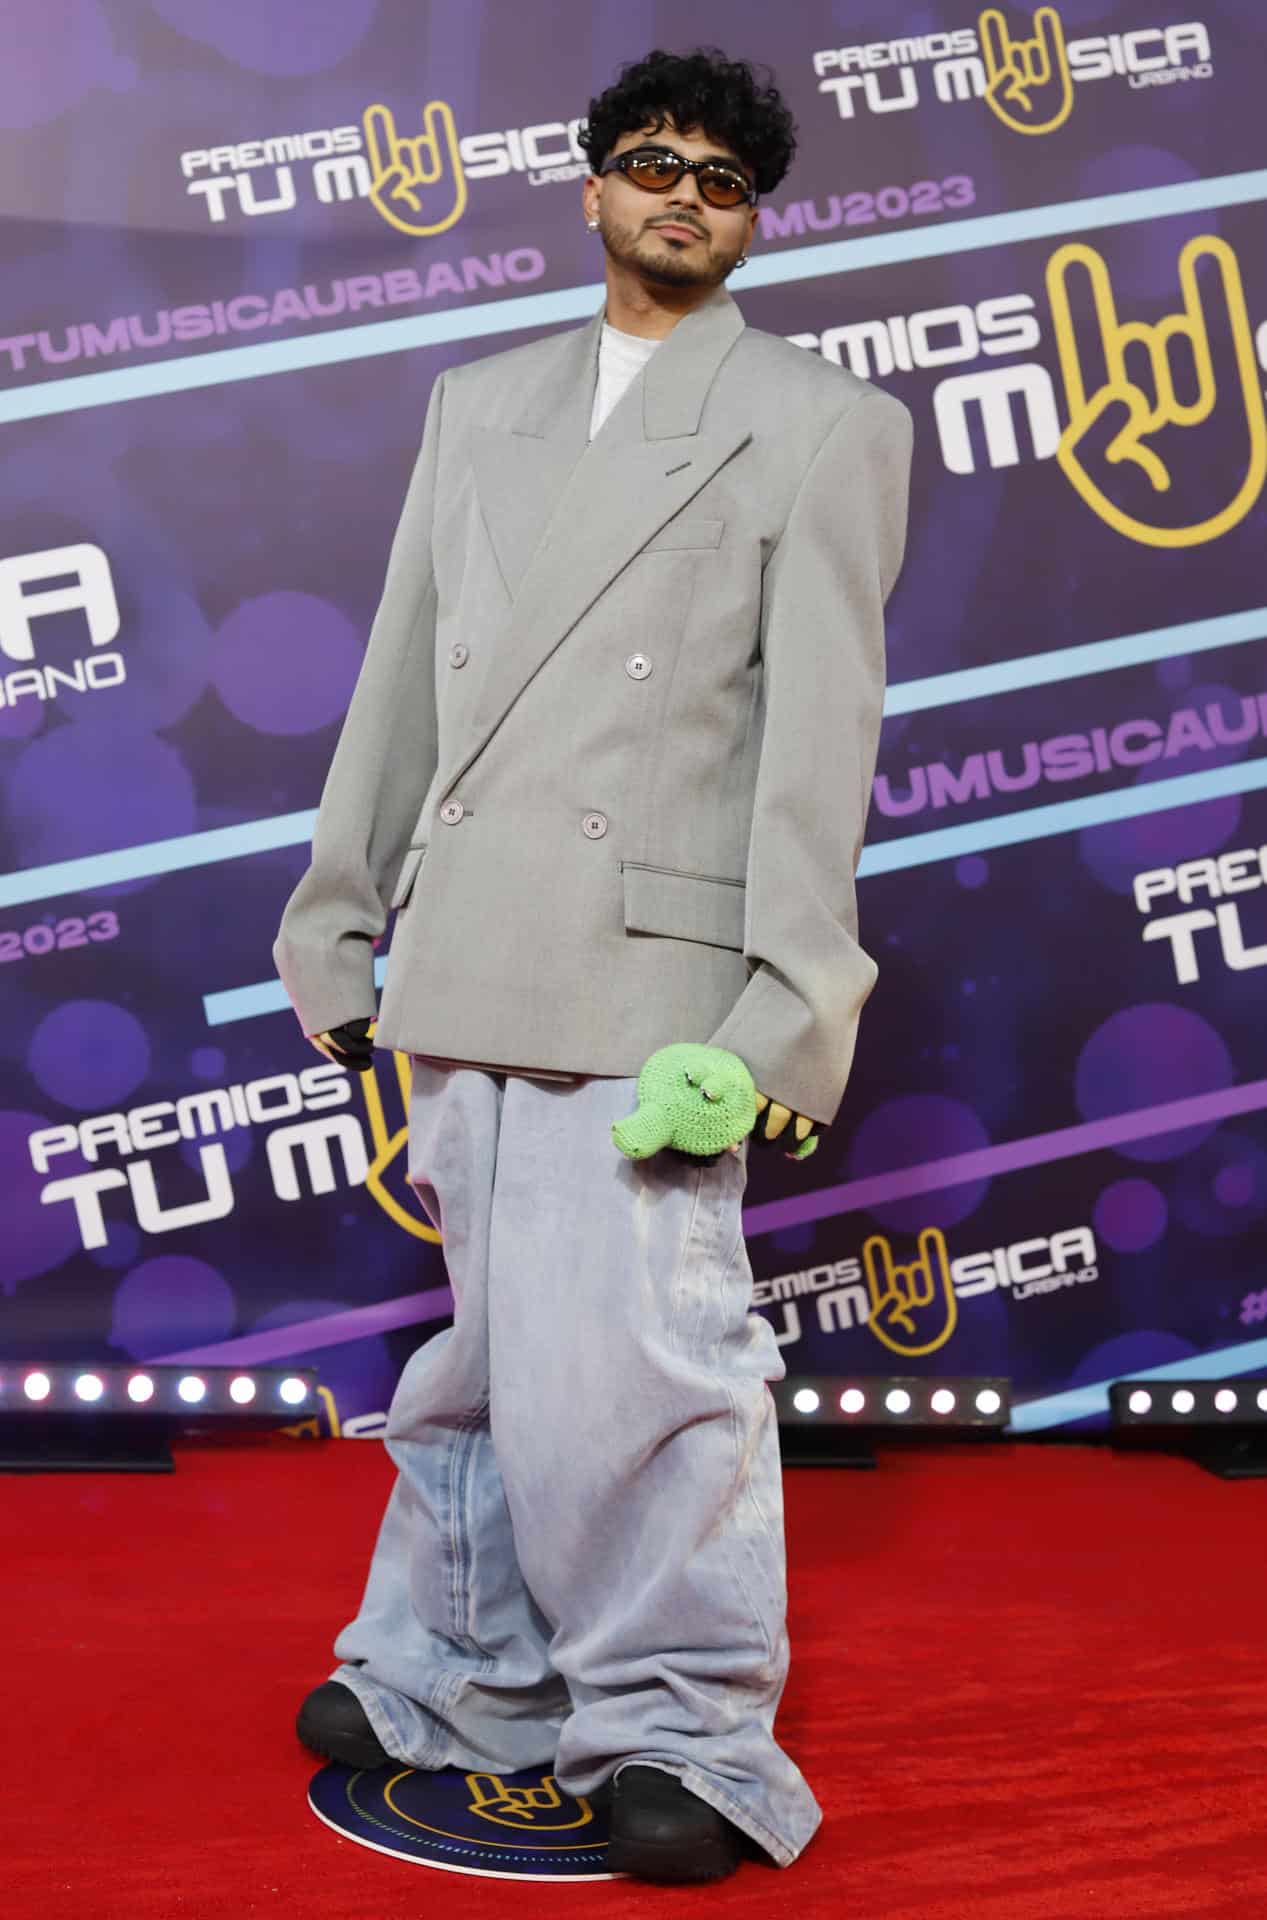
[883,606,1267,716]
[2,168,1265,424]
[1009,1338,1267,1432]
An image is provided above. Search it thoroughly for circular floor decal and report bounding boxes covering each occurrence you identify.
[308,1760,619,1880]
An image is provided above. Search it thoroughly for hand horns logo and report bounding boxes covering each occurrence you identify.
[1047,234,1267,547]
[363,99,467,236]
[980,6,1075,135]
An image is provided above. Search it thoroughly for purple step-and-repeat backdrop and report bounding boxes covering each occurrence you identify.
[3,3,1265,1436]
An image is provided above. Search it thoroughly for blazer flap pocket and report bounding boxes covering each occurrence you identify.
[642,516,725,553]
[622,862,746,951]
[389,844,427,911]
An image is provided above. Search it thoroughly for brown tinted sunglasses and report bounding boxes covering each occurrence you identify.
[599,145,757,209]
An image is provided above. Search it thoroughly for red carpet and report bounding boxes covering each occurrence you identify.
[6,1433,1267,1918]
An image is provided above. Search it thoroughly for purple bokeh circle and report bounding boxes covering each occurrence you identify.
[108,1255,237,1360]
[1093,1178,1168,1254]
[1068,1328,1197,1391]
[846,1093,991,1231]
[1171,1131,1267,1239]
[769,1224,816,1260]
[1079,796,1242,897]
[180,1129,253,1177]
[1074,149,1215,300]
[148,0,378,75]
[0,2,134,130]
[28,999,151,1109]
[1216,1163,1254,1208]
[210,592,362,736]
[88,1219,143,1270]
[0,1109,87,1292]
[1078,679,1253,897]
[5,726,196,867]
[1074,1004,1232,1162]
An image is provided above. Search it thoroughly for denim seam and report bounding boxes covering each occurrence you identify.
[719,1383,779,1667]
[724,1230,783,1563]
[667,1161,708,1355]
[444,1407,497,1682]
[711,1169,779,1668]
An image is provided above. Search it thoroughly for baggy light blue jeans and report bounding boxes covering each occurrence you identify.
[329,1061,822,1867]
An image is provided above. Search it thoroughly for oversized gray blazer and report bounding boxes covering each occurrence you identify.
[274,283,913,1127]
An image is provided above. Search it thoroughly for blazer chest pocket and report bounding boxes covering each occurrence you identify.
[641,516,725,553]
[621,861,746,952]
[390,844,427,911]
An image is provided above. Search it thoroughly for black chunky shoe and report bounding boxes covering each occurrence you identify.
[295,1680,390,1769]
[607,1764,747,1883]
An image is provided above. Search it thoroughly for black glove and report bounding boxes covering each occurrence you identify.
[747,1093,821,1159]
[309,1016,375,1072]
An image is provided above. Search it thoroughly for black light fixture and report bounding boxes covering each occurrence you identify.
[0,1362,321,1472]
[773,1373,1012,1466]
[1109,1377,1267,1479]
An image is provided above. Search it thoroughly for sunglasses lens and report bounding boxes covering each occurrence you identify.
[699,168,747,207]
[626,153,678,190]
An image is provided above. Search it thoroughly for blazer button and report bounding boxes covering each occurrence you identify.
[582,812,608,839]
[448,643,469,668]
[624,652,652,680]
[440,800,465,824]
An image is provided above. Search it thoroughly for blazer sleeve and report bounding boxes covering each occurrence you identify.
[704,384,913,1128]
[273,371,446,1038]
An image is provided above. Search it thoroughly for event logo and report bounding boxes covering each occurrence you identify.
[863,1227,958,1357]
[801,232,1267,547]
[180,101,588,228]
[465,1775,595,1832]
[1135,844,1267,983]
[29,1054,441,1251]
[811,18,1211,125]
[756,1223,1099,1353]
[0,542,126,708]
[363,101,466,237]
[1047,236,1267,548]
[980,7,1073,135]
[181,102,467,231]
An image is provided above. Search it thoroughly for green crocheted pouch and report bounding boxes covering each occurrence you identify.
[611,1041,817,1161]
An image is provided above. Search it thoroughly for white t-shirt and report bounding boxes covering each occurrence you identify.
[589,321,662,439]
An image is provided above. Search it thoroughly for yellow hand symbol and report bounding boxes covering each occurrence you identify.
[357,1041,440,1243]
[861,1228,959,1359]
[980,6,1073,135]
[463,1771,593,1831]
[1046,235,1267,548]
[753,1091,819,1159]
[363,99,467,237]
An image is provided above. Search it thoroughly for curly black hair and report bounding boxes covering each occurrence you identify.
[576,46,797,198]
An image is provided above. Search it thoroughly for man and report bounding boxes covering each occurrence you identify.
[274,45,912,1884]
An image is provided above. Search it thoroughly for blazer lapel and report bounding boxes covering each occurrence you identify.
[439,286,750,802]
